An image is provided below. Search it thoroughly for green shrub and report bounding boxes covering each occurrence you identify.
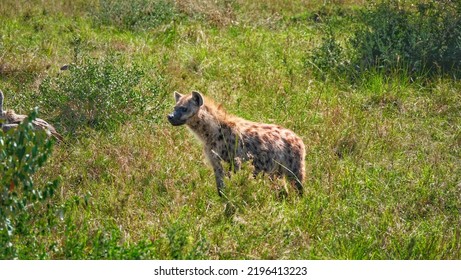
[351,0,461,76]
[93,0,177,31]
[308,1,461,79]
[0,109,59,259]
[38,55,167,135]
[306,30,347,80]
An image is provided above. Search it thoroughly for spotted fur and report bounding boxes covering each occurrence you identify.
[167,91,305,196]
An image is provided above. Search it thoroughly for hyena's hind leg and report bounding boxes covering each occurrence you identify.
[293,162,305,196]
[283,159,305,196]
[288,143,306,196]
[284,170,304,196]
[292,176,304,196]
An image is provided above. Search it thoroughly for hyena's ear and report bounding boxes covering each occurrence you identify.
[174,91,183,103]
[191,91,204,107]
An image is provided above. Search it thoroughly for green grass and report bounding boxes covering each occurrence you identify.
[1,0,460,259]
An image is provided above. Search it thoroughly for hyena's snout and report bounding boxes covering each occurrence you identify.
[167,112,174,122]
[167,111,186,126]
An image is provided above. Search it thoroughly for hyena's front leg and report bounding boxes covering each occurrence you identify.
[207,150,225,196]
[213,161,225,196]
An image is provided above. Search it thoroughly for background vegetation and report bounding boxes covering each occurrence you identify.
[1,0,460,259]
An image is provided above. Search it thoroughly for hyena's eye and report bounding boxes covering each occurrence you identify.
[178,107,188,113]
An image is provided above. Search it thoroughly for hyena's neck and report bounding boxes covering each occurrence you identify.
[186,106,222,142]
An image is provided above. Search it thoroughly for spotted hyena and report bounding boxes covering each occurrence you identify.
[167,91,305,196]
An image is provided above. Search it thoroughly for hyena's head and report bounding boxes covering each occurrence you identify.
[167,90,204,126]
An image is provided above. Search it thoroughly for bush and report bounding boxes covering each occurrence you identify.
[38,55,167,135]
[306,30,347,80]
[93,0,177,31]
[308,0,461,79]
[351,0,461,77]
[0,109,59,259]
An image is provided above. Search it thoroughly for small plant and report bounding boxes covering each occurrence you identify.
[0,109,59,259]
[38,55,167,134]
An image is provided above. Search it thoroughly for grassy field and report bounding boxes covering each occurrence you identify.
[1,0,461,259]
